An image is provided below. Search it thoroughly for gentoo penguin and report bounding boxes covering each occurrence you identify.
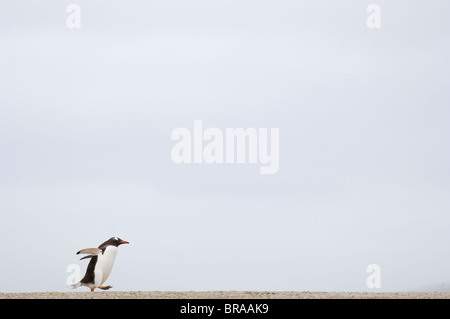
[70,237,129,292]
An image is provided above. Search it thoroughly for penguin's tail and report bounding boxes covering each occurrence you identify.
[67,281,82,289]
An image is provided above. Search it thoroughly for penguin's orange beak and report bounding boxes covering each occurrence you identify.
[120,240,129,244]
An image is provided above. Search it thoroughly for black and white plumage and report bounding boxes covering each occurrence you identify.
[70,237,129,292]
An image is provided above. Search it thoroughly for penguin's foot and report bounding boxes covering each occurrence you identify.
[98,285,113,290]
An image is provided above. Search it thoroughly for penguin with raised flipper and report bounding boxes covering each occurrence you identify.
[70,237,129,292]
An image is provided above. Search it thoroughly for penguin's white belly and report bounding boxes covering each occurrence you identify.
[95,246,118,286]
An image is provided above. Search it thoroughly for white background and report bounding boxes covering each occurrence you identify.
[0,1,449,292]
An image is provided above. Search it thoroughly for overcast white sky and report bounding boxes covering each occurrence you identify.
[0,1,449,293]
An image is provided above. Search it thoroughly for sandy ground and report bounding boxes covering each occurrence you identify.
[1,291,450,299]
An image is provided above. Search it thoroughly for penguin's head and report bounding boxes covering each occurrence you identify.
[109,236,129,247]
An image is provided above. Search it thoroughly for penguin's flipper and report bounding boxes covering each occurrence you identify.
[98,285,113,290]
[76,248,102,255]
[79,254,96,261]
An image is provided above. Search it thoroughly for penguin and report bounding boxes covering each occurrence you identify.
[70,237,129,292]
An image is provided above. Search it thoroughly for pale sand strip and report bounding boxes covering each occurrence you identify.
[1,291,450,299]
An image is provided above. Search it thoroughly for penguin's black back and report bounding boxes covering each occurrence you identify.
[80,255,98,284]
